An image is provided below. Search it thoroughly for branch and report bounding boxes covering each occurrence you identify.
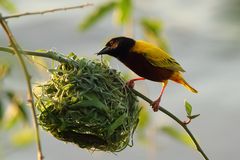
[131,89,209,160]
[2,3,93,20]
[0,16,43,160]
[0,46,77,65]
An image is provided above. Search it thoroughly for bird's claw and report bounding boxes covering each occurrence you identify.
[126,80,135,88]
[151,100,160,112]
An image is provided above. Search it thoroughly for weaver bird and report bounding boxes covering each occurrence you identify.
[97,37,198,112]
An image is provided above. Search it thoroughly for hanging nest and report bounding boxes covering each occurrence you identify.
[35,53,140,152]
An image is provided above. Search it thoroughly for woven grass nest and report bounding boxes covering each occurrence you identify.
[35,53,140,152]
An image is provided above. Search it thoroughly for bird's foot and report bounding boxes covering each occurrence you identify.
[151,99,160,112]
[126,80,135,88]
[126,77,145,88]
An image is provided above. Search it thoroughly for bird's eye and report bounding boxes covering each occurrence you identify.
[106,40,119,48]
[108,40,114,46]
[110,41,119,49]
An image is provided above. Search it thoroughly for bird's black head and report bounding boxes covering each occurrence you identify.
[97,37,135,59]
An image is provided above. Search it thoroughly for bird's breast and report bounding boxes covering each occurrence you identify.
[119,52,174,82]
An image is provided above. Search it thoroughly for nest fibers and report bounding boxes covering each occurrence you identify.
[35,54,140,152]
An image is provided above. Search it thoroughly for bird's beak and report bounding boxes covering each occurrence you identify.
[97,46,111,55]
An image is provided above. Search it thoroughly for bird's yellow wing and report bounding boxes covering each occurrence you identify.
[130,40,185,72]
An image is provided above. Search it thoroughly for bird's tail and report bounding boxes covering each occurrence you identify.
[170,72,198,93]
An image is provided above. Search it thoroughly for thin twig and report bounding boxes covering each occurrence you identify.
[0,16,43,160]
[131,89,209,160]
[2,3,93,20]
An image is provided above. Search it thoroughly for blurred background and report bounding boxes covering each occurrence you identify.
[0,0,240,159]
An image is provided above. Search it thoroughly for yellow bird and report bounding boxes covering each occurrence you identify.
[97,37,198,112]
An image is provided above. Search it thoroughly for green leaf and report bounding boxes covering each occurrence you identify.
[116,0,132,24]
[161,126,195,148]
[184,100,192,116]
[0,0,16,13]
[79,2,116,31]
[188,114,200,120]
[10,127,35,147]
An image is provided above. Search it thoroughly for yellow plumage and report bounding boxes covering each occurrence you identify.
[130,40,185,72]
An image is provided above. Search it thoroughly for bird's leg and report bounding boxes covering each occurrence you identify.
[152,81,168,112]
[126,77,145,88]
